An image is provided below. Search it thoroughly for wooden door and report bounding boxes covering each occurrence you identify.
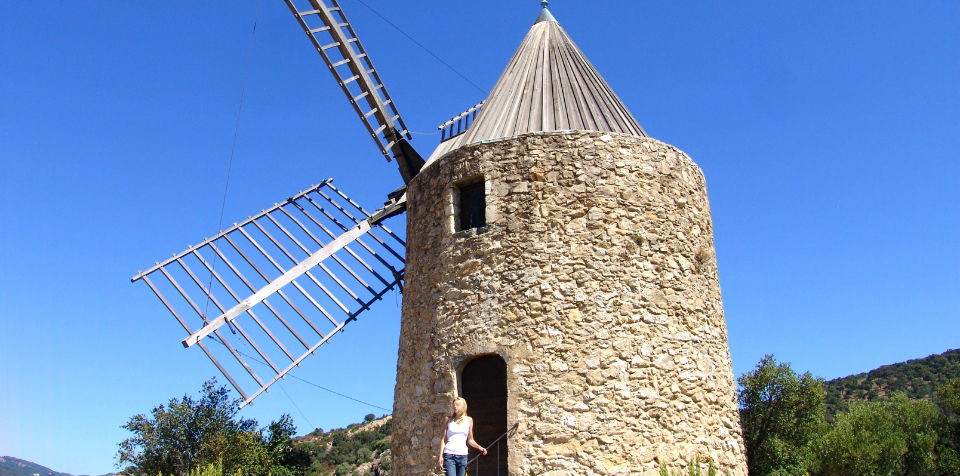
[461,354,508,476]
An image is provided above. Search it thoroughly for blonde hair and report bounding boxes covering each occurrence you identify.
[452,397,468,423]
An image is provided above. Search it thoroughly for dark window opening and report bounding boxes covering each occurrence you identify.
[461,354,508,476]
[458,181,486,231]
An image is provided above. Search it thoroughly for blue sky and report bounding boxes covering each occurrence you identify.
[1,1,958,474]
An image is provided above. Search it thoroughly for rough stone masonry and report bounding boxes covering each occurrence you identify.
[392,131,747,475]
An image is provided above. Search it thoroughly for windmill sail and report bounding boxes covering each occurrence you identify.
[132,180,405,407]
[284,0,424,183]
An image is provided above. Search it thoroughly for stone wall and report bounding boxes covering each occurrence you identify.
[392,131,747,475]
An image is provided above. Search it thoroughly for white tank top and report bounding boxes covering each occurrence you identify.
[444,417,470,455]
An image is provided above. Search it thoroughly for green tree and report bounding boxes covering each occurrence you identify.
[812,393,949,476]
[265,415,311,474]
[117,378,302,476]
[936,379,960,474]
[738,355,826,476]
[334,462,352,476]
[356,447,372,463]
[938,378,960,417]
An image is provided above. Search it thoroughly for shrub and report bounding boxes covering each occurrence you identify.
[812,393,946,475]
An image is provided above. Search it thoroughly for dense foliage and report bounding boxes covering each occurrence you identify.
[293,417,392,475]
[812,393,959,475]
[739,355,960,476]
[117,379,309,476]
[823,348,960,416]
[738,355,827,476]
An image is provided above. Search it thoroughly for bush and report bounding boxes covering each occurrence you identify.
[658,457,716,476]
[812,393,949,475]
[334,462,353,475]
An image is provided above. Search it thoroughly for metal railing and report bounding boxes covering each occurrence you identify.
[468,422,518,476]
[438,101,484,142]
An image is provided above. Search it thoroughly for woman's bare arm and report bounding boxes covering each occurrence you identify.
[438,416,450,468]
[467,417,487,455]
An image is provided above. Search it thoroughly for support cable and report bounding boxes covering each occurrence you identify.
[215,338,392,413]
[347,0,487,94]
[287,373,392,413]
[408,129,440,136]
[202,0,263,323]
[279,381,316,429]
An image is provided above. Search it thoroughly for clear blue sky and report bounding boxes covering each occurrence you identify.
[1,1,957,474]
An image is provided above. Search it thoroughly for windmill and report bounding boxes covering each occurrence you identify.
[134,2,749,475]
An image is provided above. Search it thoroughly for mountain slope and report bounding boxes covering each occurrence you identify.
[824,348,960,415]
[294,415,392,476]
[289,349,960,474]
[0,456,70,476]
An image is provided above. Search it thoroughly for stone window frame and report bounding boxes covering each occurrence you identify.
[448,176,494,236]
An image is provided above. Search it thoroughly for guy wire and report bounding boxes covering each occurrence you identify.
[348,0,487,94]
[201,0,262,325]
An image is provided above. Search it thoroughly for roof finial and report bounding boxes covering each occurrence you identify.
[535,0,556,23]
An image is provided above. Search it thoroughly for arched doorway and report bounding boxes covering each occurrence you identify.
[460,354,508,476]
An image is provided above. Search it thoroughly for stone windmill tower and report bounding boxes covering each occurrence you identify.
[132,2,746,475]
[391,5,747,476]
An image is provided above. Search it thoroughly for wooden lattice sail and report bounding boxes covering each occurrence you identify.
[132,180,405,407]
[283,0,424,183]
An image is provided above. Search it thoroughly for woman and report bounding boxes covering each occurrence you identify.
[438,397,487,476]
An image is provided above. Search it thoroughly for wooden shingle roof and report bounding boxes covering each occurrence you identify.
[427,8,646,162]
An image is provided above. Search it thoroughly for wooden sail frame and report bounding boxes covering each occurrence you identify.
[284,0,424,183]
[132,180,405,408]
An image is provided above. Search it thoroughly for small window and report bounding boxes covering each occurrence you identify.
[458,180,486,231]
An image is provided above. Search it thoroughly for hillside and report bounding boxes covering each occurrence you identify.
[291,350,960,475]
[295,349,960,475]
[824,348,960,415]
[294,415,393,476]
[0,456,70,476]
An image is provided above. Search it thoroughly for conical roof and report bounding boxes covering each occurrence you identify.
[428,8,646,162]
